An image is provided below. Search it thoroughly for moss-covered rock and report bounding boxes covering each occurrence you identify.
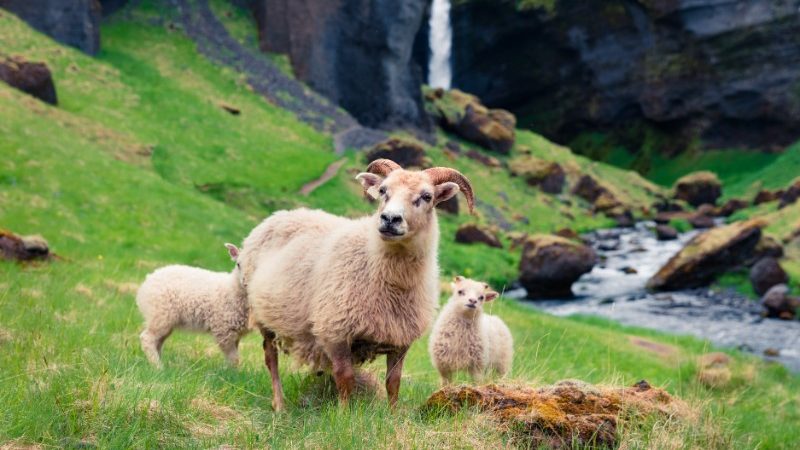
[519,234,596,298]
[673,171,722,207]
[647,220,764,291]
[365,137,430,168]
[455,223,503,248]
[423,87,516,153]
[509,155,565,194]
[0,229,51,261]
[423,380,690,449]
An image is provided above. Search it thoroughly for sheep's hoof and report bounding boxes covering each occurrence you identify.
[272,399,286,412]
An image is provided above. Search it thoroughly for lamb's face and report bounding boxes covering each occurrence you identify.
[357,169,460,243]
[450,276,499,316]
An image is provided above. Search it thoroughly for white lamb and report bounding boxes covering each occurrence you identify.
[136,243,249,368]
[237,159,475,409]
[429,276,513,384]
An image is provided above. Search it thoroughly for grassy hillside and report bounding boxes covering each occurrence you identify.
[1,4,799,448]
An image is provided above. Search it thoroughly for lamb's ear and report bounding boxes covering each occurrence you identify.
[355,173,383,199]
[434,182,460,205]
[484,290,499,302]
[453,275,465,283]
[224,243,239,261]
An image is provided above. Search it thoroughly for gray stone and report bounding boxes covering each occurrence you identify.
[1,0,101,55]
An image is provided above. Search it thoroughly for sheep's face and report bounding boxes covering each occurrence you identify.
[450,276,499,316]
[356,170,460,242]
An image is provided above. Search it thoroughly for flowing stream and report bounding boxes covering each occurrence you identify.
[508,222,800,372]
[427,0,452,89]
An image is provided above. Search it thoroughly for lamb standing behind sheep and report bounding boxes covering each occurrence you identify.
[429,276,513,384]
[237,159,476,409]
[136,244,249,368]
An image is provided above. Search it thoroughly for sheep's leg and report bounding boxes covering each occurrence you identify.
[326,342,355,406]
[469,366,485,384]
[439,369,453,386]
[261,328,286,412]
[385,346,409,408]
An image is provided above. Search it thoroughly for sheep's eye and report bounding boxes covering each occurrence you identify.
[421,192,432,203]
[479,295,484,301]
[379,186,387,195]
[457,290,465,296]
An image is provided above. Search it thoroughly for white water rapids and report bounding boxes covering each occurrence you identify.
[427,0,452,89]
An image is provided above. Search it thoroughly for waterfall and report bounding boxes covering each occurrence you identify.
[427,0,452,90]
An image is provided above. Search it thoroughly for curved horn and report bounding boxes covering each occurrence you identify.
[425,167,475,214]
[366,159,402,177]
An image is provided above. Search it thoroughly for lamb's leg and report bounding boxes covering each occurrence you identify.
[217,334,240,367]
[140,326,170,369]
[261,328,285,412]
[385,346,409,408]
[326,342,355,406]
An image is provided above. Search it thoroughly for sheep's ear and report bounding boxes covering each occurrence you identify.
[485,290,499,302]
[224,243,239,261]
[434,182,460,205]
[355,173,383,199]
[453,275,465,283]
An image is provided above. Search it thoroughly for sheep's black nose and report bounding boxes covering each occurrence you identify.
[380,213,402,225]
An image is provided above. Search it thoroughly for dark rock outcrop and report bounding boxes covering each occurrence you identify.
[255,0,431,131]
[0,0,101,55]
[441,0,800,155]
[365,137,429,168]
[519,234,596,299]
[647,220,762,291]
[0,57,57,105]
[761,284,799,320]
[673,172,721,207]
[749,257,788,297]
[455,223,502,248]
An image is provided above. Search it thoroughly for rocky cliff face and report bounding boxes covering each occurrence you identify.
[0,0,102,55]
[444,0,800,154]
[252,0,432,131]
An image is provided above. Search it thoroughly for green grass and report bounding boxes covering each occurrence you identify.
[1,5,799,448]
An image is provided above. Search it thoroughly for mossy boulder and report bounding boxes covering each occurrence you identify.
[365,137,430,168]
[519,234,596,298]
[673,171,722,207]
[647,220,763,291]
[509,155,565,194]
[0,229,51,261]
[423,87,515,153]
[423,380,690,449]
[455,223,502,248]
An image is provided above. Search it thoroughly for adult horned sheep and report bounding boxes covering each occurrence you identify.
[237,159,475,410]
